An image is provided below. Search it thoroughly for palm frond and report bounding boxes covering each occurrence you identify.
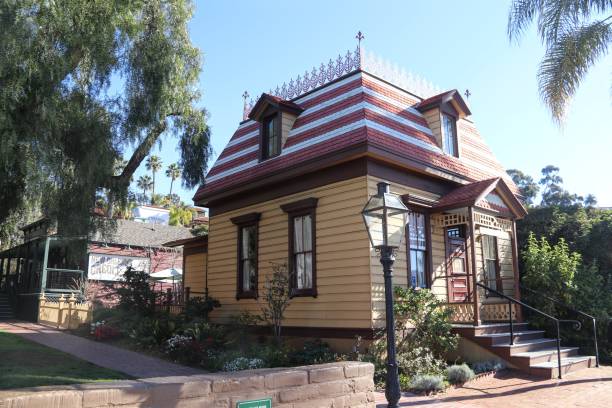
[508,0,544,42]
[537,18,612,123]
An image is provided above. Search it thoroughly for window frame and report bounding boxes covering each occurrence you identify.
[441,112,459,158]
[260,113,281,161]
[230,212,261,300]
[281,197,318,298]
[481,234,502,297]
[406,209,430,289]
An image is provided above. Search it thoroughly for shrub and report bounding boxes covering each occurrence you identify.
[115,267,155,316]
[289,339,338,366]
[253,344,290,368]
[184,296,220,321]
[128,315,179,349]
[472,360,506,374]
[222,357,265,372]
[165,334,203,365]
[409,374,447,394]
[396,347,446,378]
[446,364,475,385]
[261,262,292,343]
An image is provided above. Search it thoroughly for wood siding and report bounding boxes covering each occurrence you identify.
[367,176,445,328]
[184,252,207,295]
[422,108,442,149]
[207,176,373,329]
[474,228,514,301]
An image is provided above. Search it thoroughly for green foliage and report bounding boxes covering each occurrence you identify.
[184,296,220,321]
[446,364,475,385]
[115,267,155,316]
[128,315,179,349]
[0,0,211,237]
[507,0,612,123]
[261,262,292,342]
[289,339,339,366]
[472,360,505,374]
[396,347,446,379]
[507,169,539,205]
[408,374,447,394]
[169,204,195,226]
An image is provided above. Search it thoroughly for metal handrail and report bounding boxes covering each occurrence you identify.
[520,284,599,367]
[476,282,580,379]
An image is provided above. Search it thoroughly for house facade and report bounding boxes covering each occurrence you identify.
[193,49,527,349]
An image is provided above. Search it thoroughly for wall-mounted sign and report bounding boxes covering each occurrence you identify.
[88,253,150,281]
[236,398,272,408]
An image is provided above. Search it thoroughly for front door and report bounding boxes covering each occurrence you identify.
[446,226,469,302]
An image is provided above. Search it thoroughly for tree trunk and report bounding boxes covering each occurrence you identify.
[169,179,174,196]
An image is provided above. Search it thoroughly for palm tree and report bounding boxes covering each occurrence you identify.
[508,1,611,123]
[165,163,181,196]
[145,155,163,202]
[136,175,153,203]
[169,204,194,227]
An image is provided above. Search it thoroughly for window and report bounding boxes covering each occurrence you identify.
[261,114,280,160]
[442,113,457,157]
[482,235,501,295]
[447,226,464,238]
[231,212,261,299]
[407,211,428,288]
[281,198,318,297]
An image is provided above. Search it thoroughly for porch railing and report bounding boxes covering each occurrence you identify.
[476,282,581,379]
[520,284,600,368]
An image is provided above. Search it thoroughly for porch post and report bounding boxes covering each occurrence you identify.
[511,220,523,322]
[468,207,480,325]
[41,237,51,292]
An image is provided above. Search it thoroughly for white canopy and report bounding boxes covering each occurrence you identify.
[149,268,182,280]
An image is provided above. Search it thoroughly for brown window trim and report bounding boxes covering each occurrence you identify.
[231,212,261,300]
[281,197,318,298]
[401,196,432,289]
[481,234,502,297]
[259,113,281,161]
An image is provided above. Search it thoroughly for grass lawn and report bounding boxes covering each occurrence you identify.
[0,331,131,389]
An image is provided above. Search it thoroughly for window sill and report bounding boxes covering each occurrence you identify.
[236,292,258,300]
[290,289,317,298]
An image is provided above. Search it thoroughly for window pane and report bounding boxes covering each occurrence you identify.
[296,253,305,289]
[416,251,425,288]
[294,217,303,252]
[443,114,456,156]
[410,250,417,287]
[486,260,497,290]
[242,260,251,290]
[302,215,312,251]
[303,253,313,289]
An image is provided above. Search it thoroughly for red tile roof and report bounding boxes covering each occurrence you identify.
[433,178,499,209]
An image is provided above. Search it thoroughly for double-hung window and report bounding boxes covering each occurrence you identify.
[281,198,318,297]
[261,114,280,160]
[442,113,458,157]
[407,211,428,288]
[482,235,501,295]
[231,213,261,299]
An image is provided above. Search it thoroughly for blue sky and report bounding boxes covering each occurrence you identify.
[134,0,612,207]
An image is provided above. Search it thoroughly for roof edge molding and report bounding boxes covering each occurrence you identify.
[416,89,471,118]
[248,94,304,122]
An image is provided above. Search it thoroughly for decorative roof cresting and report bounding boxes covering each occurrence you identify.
[242,33,441,120]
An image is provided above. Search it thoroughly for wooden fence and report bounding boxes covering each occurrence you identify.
[38,292,93,330]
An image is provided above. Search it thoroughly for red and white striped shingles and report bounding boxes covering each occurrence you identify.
[195,71,516,201]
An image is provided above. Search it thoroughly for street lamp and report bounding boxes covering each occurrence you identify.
[362,181,409,408]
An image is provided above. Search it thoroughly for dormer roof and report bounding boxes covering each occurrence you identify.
[248,93,304,122]
[415,89,471,118]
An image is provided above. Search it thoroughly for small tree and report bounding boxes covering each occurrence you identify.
[261,262,292,343]
[116,267,155,316]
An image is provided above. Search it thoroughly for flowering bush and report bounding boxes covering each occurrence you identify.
[93,324,121,341]
[90,320,105,334]
[165,334,193,353]
[164,333,203,364]
[222,357,265,372]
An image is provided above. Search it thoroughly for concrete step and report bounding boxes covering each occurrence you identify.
[529,356,596,379]
[493,338,559,354]
[475,330,545,345]
[513,347,580,365]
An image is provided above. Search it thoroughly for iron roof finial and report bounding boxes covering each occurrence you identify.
[242,91,250,120]
[356,31,365,48]
[464,89,471,100]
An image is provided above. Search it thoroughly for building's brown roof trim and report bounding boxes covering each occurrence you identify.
[415,89,471,117]
[163,235,208,248]
[248,93,304,122]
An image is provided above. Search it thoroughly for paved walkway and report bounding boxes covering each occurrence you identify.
[375,365,612,407]
[0,321,203,378]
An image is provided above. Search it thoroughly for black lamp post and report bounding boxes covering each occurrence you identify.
[362,182,410,408]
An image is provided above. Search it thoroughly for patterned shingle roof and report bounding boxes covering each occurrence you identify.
[91,219,194,248]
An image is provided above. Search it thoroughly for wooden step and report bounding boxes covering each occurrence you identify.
[493,338,559,355]
[475,330,545,345]
[529,356,596,379]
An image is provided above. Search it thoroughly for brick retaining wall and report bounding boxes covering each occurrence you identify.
[0,361,375,408]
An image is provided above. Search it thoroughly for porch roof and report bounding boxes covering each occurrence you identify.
[432,177,527,219]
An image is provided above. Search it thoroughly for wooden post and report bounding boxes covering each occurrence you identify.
[41,237,51,292]
[185,286,190,304]
[68,293,76,330]
[511,220,523,322]
[468,207,480,325]
[58,294,66,329]
[166,288,172,313]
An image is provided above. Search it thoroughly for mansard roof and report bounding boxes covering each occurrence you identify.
[194,65,517,206]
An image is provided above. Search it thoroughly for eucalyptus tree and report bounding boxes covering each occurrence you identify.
[508,0,612,123]
[0,0,212,237]
[165,163,182,196]
[145,155,163,201]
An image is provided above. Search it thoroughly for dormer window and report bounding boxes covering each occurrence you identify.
[248,93,304,162]
[262,114,280,160]
[442,113,457,157]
